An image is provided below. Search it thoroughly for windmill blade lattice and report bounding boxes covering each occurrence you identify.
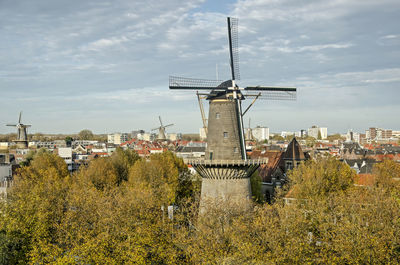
[244,86,296,100]
[169,76,223,90]
[228,17,240,81]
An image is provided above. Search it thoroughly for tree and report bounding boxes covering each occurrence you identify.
[128,151,194,205]
[111,147,140,184]
[286,134,295,141]
[250,170,263,203]
[78,129,94,140]
[326,133,344,142]
[2,149,399,264]
[0,152,70,263]
[65,136,73,147]
[270,135,285,141]
[373,159,400,200]
[288,156,356,199]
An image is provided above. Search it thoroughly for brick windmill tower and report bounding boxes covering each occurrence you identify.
[169,17,296,210]
[6,111,31,149]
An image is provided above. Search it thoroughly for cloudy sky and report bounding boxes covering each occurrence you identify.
[1,0,399,135]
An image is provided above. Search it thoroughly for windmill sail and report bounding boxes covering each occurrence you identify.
[169,76,223,90]
[5,111,31,148]
[228,17,240,81]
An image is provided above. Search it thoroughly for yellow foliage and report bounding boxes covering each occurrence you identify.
[1,152,399,264]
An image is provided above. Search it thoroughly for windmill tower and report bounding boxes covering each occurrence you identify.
[6,111,31,149]
[169,17,296,210]
[151,116,173,140]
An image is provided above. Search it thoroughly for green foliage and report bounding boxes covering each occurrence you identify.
[77,147,140,190]
[286,134,295,141]
[19,150,36,167]
[250,170,263,203]
[326,133,344,142]
[0,133,17,142]
[304,136,316,147]
[129,151,194,205]
[78,129,94,140]
[65,136,73,146]
[270,135,285,141]
[317,130,322,140]
[288,156,356,199]
[373,160,400,202]
[1,152,400,264]
[182,134,200,141]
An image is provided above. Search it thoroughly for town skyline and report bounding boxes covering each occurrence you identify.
[1,0,400,134]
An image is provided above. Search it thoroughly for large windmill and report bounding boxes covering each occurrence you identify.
[6,111,31,149]
[151,116,173,140]
[169,17,297,210]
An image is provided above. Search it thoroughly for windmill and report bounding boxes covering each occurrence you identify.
[169,17,297,211]
[169,17,296,161]
[151,116,173,140]
[6,111,31,149]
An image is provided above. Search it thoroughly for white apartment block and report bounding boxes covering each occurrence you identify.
[392,131,400,138]
[252,126,270,142]
[107,133,129,145]
[308,126,328,140]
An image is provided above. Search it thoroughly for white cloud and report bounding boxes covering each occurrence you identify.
[1,0,400,133]
[83,36,129,51]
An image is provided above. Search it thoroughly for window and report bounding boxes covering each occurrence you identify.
[223,132,228,138]
[286,161,293,170]
[234,147,238,153]
[216,113,221,119]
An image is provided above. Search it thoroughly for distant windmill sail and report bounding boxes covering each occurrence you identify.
[152,116,173,140]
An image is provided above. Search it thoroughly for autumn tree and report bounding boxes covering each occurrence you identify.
[78,129,94,140]
[0,152,70,264]
[288,156,356,199]
[2,149,399,264]
[128,151,196,205]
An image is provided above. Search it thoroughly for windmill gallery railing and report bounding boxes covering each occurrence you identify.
[184,158,268,180]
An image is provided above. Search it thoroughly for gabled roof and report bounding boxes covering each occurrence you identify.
[282,137,305,161]
[250,150,284,182]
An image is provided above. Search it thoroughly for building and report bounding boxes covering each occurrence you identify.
[168,133,182,141]
[107,133,129,145]
[0,142,11,150]
[250,137,308,203]
[366,127,393,140]
[175,146,206,159]
[0,153,17,199]
[308,125,327,140]
[131,130,145,139]
[253,126,270,142]
[57,147,79,172]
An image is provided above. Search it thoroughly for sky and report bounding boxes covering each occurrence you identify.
[1,0,399,135]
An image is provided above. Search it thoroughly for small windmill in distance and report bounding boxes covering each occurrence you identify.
[151,116,173,140]
[6,111,31,149]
